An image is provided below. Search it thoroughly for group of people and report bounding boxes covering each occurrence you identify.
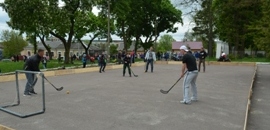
[23,46,201,106]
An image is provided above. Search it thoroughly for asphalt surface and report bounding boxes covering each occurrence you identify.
[247,64,270,130]
[0,64,255,130]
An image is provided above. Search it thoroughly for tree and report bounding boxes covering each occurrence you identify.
[98,0,182,52]
[192,0,216,57]
[1,0,99,63]
[109,44,118,56]
[75,11,113,55]
[250,0,270,58]
[0,30,27,58]
[213,0,262,58]
[183,31,203,41]
[157,34,175,52]
[0,0,53,58]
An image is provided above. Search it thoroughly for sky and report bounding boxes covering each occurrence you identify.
[0,0,195,42]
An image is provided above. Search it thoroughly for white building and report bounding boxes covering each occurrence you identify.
[216,40,229,59]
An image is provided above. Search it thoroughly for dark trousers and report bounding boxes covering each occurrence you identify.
[123,64,131,76]
[100,62,106,72]
[118,58,122,64]
[145,59,154,72]
[43,63,47,69]
[83,62,86,68]
[198,59,205,72]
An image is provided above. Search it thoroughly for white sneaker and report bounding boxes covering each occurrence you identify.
[180,100,191,105]
[23,93,31,96]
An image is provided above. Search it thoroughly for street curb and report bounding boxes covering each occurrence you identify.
[0,124,14,130]
[243,64,258,130]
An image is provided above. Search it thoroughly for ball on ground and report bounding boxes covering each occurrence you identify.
[66,91,70,94]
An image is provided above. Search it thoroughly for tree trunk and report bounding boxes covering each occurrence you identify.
[207,0,214,58]
[38,35,53,60]
[121,21,128,52]
[135,36,140,54]
[33,33,37,54]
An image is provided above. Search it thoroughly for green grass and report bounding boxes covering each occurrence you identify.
[0,60,88,73]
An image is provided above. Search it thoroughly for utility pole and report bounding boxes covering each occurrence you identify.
[107,0,110,63]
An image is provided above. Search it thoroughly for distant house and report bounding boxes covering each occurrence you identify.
[21,37,103,59]
[172,41,203,52]
[115,42,144,53]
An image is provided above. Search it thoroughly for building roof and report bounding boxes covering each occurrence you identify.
[172,41,203,50]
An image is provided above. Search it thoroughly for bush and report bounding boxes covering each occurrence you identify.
[228,54,238,60]
[256,53,264,58]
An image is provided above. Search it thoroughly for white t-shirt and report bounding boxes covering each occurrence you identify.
[221,52,226,56]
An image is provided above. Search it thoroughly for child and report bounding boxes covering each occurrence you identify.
[123,53,131,77]
[42,55,47,69]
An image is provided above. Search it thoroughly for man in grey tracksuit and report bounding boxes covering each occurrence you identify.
[144,47,156,73]
[179,45,199,105]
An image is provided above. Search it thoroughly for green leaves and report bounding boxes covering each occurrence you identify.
[157,34,175,52]
[250,0,270,58]
[0,30,28,58]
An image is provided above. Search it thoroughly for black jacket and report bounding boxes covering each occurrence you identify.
[199,50,207,59]
[123,56,131,65]
[24,54,42,71]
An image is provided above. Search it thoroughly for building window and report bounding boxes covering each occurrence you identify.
[51,52,54,57]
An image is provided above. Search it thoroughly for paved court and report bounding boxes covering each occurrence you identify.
[0,64,255,130]
[247,64,270,130]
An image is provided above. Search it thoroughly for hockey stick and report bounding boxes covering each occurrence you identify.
[160,71,187,94]
[130,68,138,77]
[44,76,63,91]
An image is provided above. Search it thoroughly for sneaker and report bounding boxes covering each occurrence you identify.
[145,71,147,73]
[23,93,31,96]
[29,90,37,95]
[180,100,191,105]
[130,75,132,77]
[191,99,198,102]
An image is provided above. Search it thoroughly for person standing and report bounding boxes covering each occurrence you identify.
[123,53,132,77]
[102,54,107,72]
[145,47,156,73]
[117,50,122,64]
[42,55,48,69]
[179,45,198,105]
[99,54,105,73]
[23,49,44,96]
[82,54,87,68]
[198,47,207,72]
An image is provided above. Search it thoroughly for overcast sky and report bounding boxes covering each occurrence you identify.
[0,0,195,41]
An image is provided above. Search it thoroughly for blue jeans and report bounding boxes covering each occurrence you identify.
[145,59,154,72]
[24,73,37,94]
